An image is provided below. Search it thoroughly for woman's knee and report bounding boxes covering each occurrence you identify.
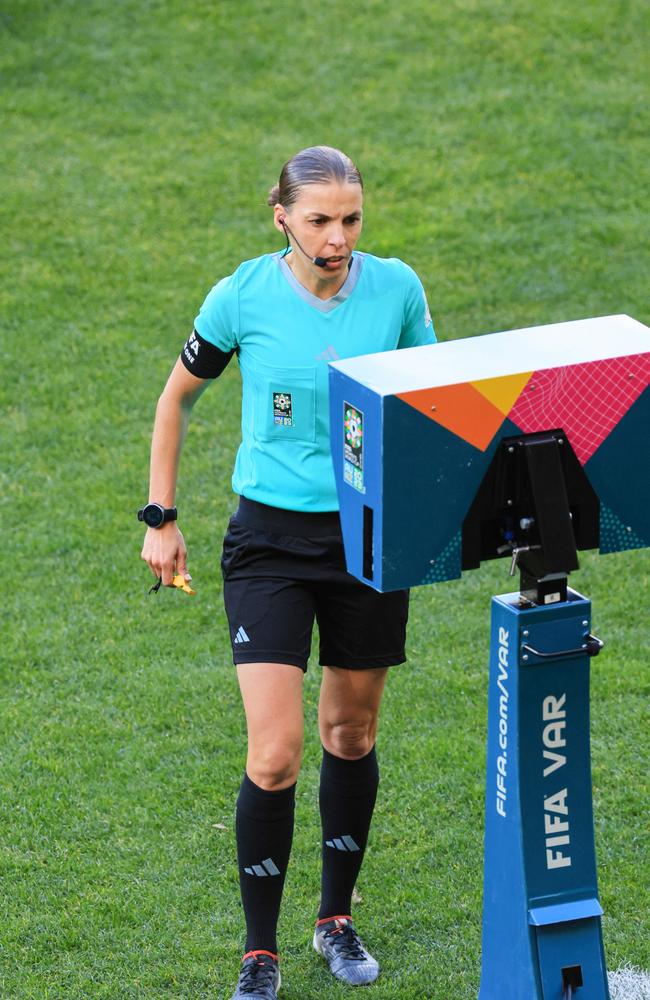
[320,719,377,760]
[247,738,303,790]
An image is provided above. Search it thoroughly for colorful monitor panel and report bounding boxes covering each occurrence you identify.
[329,315,650,591]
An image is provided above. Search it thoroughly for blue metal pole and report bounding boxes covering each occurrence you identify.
[479,589,610,1000]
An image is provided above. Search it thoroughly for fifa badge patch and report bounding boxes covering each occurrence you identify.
[343,402,365,493]
[273,391,293,426]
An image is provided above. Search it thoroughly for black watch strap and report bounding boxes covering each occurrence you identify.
[137,503,178,528]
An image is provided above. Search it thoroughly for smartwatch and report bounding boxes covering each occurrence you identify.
[137,503,178,529]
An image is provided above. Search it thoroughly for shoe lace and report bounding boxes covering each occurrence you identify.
[324,921,367,961]
[238,957,277,994]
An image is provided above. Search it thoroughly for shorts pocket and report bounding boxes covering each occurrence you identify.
[251,361,316,445]
[221,518,254,579]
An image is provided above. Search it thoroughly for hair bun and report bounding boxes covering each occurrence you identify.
[267,183,281,207]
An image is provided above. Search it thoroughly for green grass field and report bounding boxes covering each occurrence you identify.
[2,1,649,997]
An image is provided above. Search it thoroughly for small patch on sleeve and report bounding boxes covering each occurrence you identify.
[423,290,432,328]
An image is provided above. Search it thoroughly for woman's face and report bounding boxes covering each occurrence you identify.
[274,181,363,279]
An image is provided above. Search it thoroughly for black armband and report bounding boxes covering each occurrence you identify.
[180,329,235,379]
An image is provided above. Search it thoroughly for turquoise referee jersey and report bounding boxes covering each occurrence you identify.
[194,250,436,511]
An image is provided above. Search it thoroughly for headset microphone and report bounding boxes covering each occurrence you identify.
[280,220,329,268]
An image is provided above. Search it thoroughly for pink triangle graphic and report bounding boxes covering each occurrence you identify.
[508,354,650,464]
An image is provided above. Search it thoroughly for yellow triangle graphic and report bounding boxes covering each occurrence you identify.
[470,372,533,416]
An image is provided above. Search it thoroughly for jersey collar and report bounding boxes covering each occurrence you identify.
[274,252,364,313]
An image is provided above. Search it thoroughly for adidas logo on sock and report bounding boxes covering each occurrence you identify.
[234,626,250,644]
[325,835,360,852]
[244,858,281,877]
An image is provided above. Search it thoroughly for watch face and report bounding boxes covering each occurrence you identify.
[143,504,165,528]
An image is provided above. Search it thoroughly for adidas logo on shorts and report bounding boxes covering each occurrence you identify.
[244,858,281,877]
[234,626,250,644]
[325,835,360,852]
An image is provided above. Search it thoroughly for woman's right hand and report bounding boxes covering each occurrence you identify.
[141,522,190,586]
[142,360,211,587]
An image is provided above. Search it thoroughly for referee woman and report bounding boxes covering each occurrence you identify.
[141,146,436,999]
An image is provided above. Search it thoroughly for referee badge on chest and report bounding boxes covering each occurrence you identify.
[273,391,293,426]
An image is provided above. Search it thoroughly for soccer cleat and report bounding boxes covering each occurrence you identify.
[313,915,380,986]
[230,950,281,999]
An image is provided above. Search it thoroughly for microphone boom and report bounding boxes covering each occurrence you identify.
[281,221,329,268]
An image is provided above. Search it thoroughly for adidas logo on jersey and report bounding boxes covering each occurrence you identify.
[315,345,341,362]
[234,626,250,644]
[325,835,360,852]
[244,858,281,877]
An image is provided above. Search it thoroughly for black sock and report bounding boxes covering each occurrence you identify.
[236,773,296,954]
[318,746,379,920]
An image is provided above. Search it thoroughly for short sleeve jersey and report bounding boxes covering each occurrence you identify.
[194,250,436,511]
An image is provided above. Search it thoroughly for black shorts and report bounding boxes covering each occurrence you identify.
[221,497,409,672]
